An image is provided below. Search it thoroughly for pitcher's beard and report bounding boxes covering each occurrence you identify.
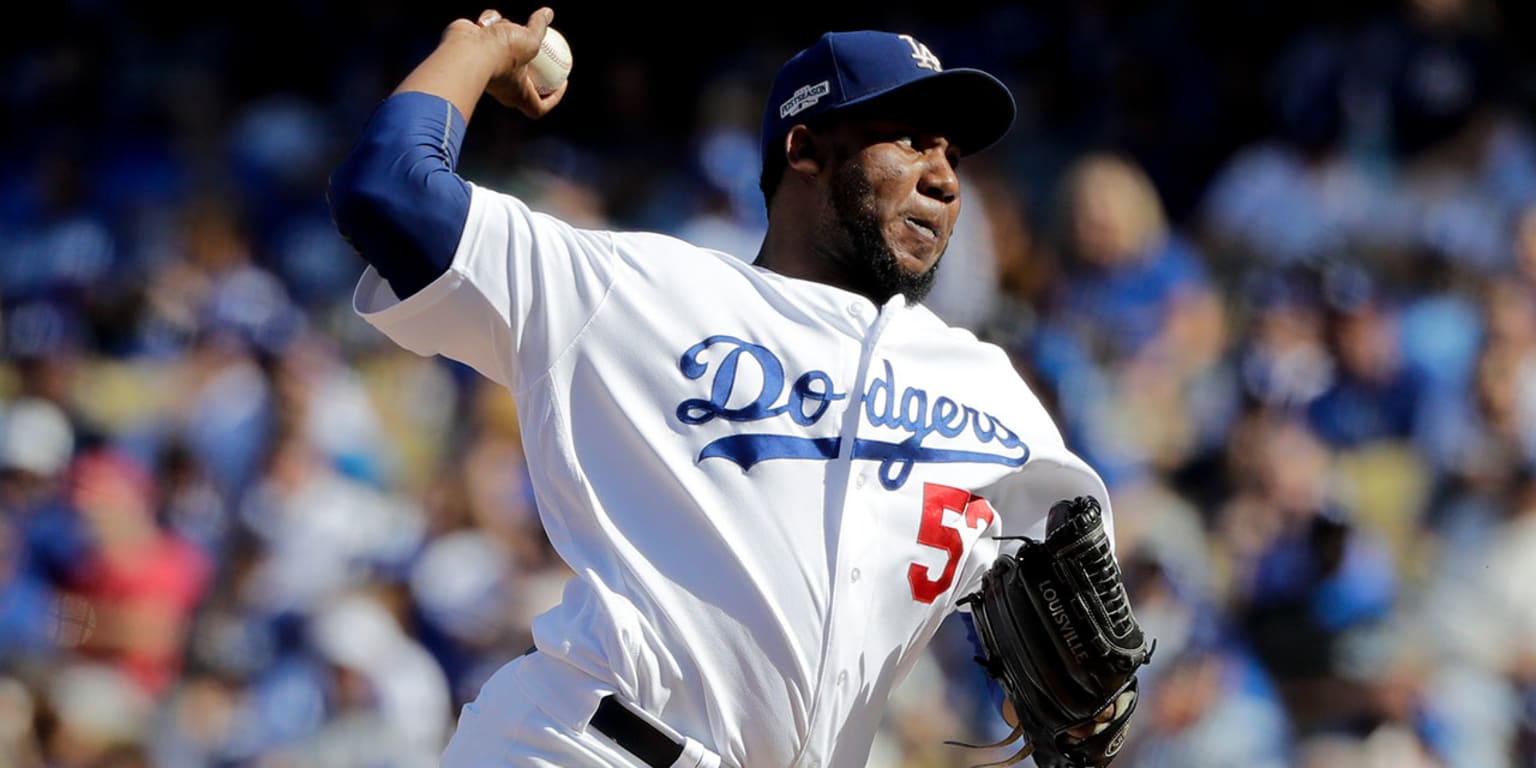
[824,162,941,304]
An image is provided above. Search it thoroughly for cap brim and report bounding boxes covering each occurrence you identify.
[830,68,1016,156]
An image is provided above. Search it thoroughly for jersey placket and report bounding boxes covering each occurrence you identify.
[792,294,894,768]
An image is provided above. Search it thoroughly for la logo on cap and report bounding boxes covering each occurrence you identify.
[898,34,942,71]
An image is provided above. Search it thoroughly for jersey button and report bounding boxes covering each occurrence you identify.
[851,568,861,582]
[847,302,864,317]
[837,671,848,686]
[854,475,866,489]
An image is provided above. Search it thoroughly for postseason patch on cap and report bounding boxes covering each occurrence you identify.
[780,81,831,118]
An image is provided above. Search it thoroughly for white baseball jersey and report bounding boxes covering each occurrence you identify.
[354,184,1112,768]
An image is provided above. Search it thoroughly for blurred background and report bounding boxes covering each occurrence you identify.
[2,0,1535,765]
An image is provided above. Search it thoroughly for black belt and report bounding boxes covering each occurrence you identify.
[590,694,685,768]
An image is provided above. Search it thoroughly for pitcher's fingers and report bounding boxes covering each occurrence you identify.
[525,7,553,37]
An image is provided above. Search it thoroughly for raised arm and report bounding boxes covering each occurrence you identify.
[394,7,566,124]
[327,8,567,298]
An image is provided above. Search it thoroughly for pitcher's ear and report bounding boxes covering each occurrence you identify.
[786,125,822,177]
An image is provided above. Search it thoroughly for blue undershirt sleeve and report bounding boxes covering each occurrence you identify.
[962,613,1008,713]
[327,91,471,299]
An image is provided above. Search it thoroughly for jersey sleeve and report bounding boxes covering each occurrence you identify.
[951,449,1113,605]
[984,449,1113,543]
[951,369,1116,602]
[353,184,620,391]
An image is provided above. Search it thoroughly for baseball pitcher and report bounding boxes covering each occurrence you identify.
[328,7,1151,767]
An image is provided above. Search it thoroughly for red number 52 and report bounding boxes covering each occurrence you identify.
[908,483,996,603]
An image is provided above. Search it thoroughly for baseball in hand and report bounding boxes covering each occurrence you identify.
[528,27,572,96]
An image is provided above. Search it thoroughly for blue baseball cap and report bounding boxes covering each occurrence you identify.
[761,31,1016,167]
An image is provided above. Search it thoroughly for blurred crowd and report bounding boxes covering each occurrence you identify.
[3,0,1535,766]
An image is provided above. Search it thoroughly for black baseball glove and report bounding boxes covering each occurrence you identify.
[955,496,1154,768]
